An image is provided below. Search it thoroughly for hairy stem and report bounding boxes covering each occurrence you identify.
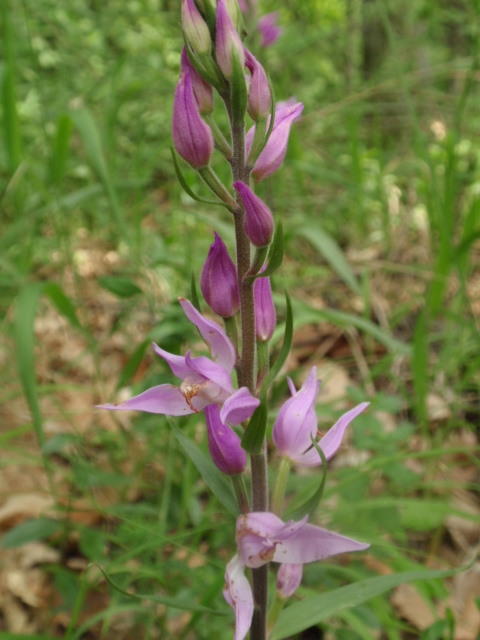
[230,116,269,640]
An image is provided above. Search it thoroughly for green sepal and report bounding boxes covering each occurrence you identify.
[170,148,230,209]
[230,51,248,126]
[241,393,267,454]
[250,221,284,280]
[285,437,328,520]
[190,272,201,311]
[265,291,293,388]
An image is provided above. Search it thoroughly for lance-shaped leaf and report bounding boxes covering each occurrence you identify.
[265,290,293,388]
[171,148,230,209]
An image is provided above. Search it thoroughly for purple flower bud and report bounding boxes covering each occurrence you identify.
[201,232,240,317]
[205,404,247,475]
[180,48,214,115]
[276,563,303,599]
[215,0,245,78]
[254,273,276,341]
[245,49,271,121]
[233,181,274,247]
[181,0,212,55]
[172,68,214,168]
[258,12,282,48]
[246,101,303,181]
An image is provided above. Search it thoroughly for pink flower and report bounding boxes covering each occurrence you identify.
[224,512,369,639]
[273,367,369,467]
[172,68,214,168]
[98,299,258,424]
[258,12,282,48]
[247,101,304,181]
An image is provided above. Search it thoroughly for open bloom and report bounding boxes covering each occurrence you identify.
[98,298,258,424]
[273,367,369,467]
[225,512,369,640]
[246,101,303,181]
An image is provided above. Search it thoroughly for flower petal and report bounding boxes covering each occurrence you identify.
[272,524,370,564]
[179,298,236,372]
[205,404,247,475]
[318,402,370,460]
[224,555,254,640]
[96,384,193,415]
[185,352,234,396]
[220,387,260,425]
[272,367,319,458]
[276,563,303,599]
[152,343,191,379]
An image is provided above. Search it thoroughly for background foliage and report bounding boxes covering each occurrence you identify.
[1,0,479,638]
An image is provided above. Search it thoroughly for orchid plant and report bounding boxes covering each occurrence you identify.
[99,1,369,638]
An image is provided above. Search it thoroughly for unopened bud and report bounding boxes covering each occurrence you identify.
[215,0,245,78]
[233,181,274,247]
[254,272,276,341]
[277,564,303,599]
[205,404,247,475]
[181,48,214,115]
[182,0,212,55]
[201,232,240,317]
[172,68,214,168]
[245,49,271,121]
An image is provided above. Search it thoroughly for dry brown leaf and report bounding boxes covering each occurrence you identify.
[391,583,436,630]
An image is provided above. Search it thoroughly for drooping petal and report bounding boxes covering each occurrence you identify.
[276,563,303,599]
[179,298,236,372]
[272,524,370,565]
[272,367,319,458]
[96,384,193,416]
[220,387,260,425]
[224,555,254,640]
[205,404,247,475]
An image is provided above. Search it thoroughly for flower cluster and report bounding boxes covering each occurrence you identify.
[99,2,369,638]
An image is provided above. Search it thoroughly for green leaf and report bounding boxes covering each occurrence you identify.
[271,565,465,639]
[98,565,226,615]
[70,108,123,232]
[98,276,142,298]
[299,224,361,295]
[116,340,149,390]
[286,436,328,519]
[266,291,293,387]
[190,271,201,311]
[241,394,268,454]
[295,300,410,356]
[172,425,237,516]
[257,222,284,279]
[170,148,228,208]
[49,113,73,187]
[14,283,46,446]
[1,518,61,548]
[43,282,84,332]
[0,635,57,640]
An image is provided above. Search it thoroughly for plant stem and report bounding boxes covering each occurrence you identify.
[230,115,269,640]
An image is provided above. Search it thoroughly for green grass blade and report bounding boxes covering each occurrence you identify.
[49,113,73,187]
[172,425,237,516]
[1,0,22,173]
[14,283,45,446]
[70,108,124,232]
[298,224,361,295]
[271,565,465,639]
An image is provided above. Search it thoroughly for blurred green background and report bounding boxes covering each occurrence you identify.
[1,0,479,639]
